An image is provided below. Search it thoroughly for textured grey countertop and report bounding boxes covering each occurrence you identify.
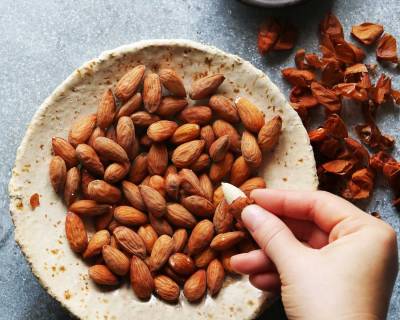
[0,0,399,319]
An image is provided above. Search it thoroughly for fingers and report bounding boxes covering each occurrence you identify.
[251,189,364,233]
[231,250,276,274]
[249,272,281,292]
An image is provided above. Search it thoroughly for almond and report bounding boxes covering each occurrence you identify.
[89,265,118,286]
[154,275,180,302]
[129,153,148,184]
[148,143,168,175]
[170,123,200,144]
[64,167,80,206]
[200,125,215,151]
[140,134,152,147]
[165,173,181,200]
[207,259,225,296]
[164,164,177,176]
[230,156,251,186]
[213,185,224,206]
[209,135,230,162]
[88,180,121,204]
[68,114,97,147]
[258,115,282,152]
[209,152,234,183]
[157,97,188,117]
[131,111,160,126]
[149,213,173,236]
[93,137,129,163]
[147,120,178,142]
[76,144,104,176]
[108,219,121,233]
[179,168,205,197]
[52,137,78,168]
[240,177,266,195]
[87,127,105,148]
[194,248,217,268]
[81,169,95,199]
[116,116,135,153]
[172,229,188,253]
[168,253,196,276]
[102,245,130,276]
[139,185,167,218]
[239,237,258,253]
[148,175,166,198]
[110,235,119,249]
[241,131,262,168]
[69,200,111,216]
[183,270,207,302]
[97,89,116,129]
[221,248,238,274]
[187,220,214,255]
[166,203,197,229]
[171,140,205,168]
[181,195,215,218]
[115,65,145,101]
[116,92,142,119]
[49,156,67,193]
[128,136,140,160]
[104,162,130,183]
[212,120,241,153]
[130,255,154,300]
[163,265,187,286]
[65,211,88,253]
[113,226,147,259]
[83,230,111,259]
[121,180,145,210]
[149,235,174,272]
[138,224,158,254]
[235,97,265,133]
[105,125,117,142]
[190,74,225,100]
[114,206,148,226]
[210,231,245,251]
[159,68,186,97]
[143,73,162,113]
[94,208,114,230]
[180,106,212,125]
[213,200,233,234]
[188,154,209,173]
[209,95,239,123]
[199,174,213,201]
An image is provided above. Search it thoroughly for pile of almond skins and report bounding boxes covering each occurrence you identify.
[49,64,282,302]
[259,13,400,206]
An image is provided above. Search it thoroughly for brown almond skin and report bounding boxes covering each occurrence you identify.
[163,265,187,286]
[171,140,205,168]
[207,259,225,296]
[200,125,215,151]
[212,120,241,153]
[213,200,233,234]
[87,127,105,148]
[230,156,251,186]
[190,154,210,173]
[102,245,130,276]
[104,162,130,184]
[241,131,262,168]
[148,143,168,176]
[138,224,158,254]
[64,167,80,206]
[83,230,111,259]
[65,211,88,253]
[235,97,265,133]
[94,208,114,230]
[143,73,162,113]
[221,248,238,274]
[129,153,148,184]
[209,135,230,162]
[165,172,181,201]
[89,265,118,286]
[113,226,147,259]
[209,153,234,183]
[179,168,205,197]
[212,186,224,206]
[122,180,146,211]
[49,156,67,193]
[139,185,167,218]
[181,195,215,218]
[88,180,121,204]
[149,235,175,272]
[68,114,97,147]
[199,174,213,201]
[210,231,245,251]
[172,229,188,253]
[190,74,225,100]
[114,206,148,226]
[187,220,215,256]
[105,125,117,142]
[147,120,178,142]
[131,111,160,126]
[209,95,239,123]
[76,144,104,176]
[258,115,282,152]
[149,213,173,236]
[166,203,197,229]
[116,116,135,154]
[157,97,188,117]
[81,169,95,199]
[240,177,267,196]
[130,255,154,300]
[183,270,207,302]
[93,137,129,163]
[169,253,196,276]
[194,248,217,268]
[159,68,186,97]
[115,65,145,101]
[116,92,142,119]
[97,89,115,129]
[154,275,180,303]
[52,137,78,168]
[69,200,111,216]
[180,106,212,125]
[148,175,166,198]
[170,123,200,144]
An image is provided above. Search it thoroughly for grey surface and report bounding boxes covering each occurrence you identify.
[0,0,399,319]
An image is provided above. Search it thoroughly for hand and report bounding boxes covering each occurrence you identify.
[231,189,398,320]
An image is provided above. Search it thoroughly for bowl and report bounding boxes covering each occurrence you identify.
[9,39,317,320]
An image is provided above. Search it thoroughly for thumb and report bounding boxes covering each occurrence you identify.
[242,204,304,271]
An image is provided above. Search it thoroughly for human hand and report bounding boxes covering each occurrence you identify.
[231,189,398,320]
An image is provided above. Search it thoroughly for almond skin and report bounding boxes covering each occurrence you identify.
[143,73,162,113]
[76,144,104,176]
[187,220,215,256]
[88,180,121,204]
[168,253,196,276]
[148,143,168,175]
[235,97,265,133]
[83,230,111,259]
[65,211,88,253]
[157,97,188,117]
[165,173,181,201]
[114,206,148,226]
[159,68,186,97]
[97,89,116,129]
[180,106,212,125]
[190,154,211,173]
[154,275,180,302]
[209,152,234,183]
[171,140,205,168]
[258,115,282,152]
[147,120,178,142]
[212,120,241,153]
[230,156,251,186]
[89,265,118,286]
[68,114,97,147]
[199,174,213,201]
[129,153,148,184]
[130,255,154,300]
[163,265,187,286]
[93,137,129,163]
[209,95,239,123]
[116,92,142,119]
[52,137,78,168]
[64,167,80,206]
[165,203,197,229]
[122,180,146,211]
[213,200,233,234]
[221,248,238,274]
[210,231,245,251]
[139,185,167,218]
[200,125,215,151]
[213,186,224,206]
[148,175,166,198]
[149,235,175,272]
[131,111,160,126]
[170,123,200,144]
[94,208,114,230]
[115,65,145,101]
[181,196,215,218]
[49,156,67,193]
[69,200,111,216]
[87,127,105,148]
[194,248,217,268]
[102,245,130,276]
[172,229,188,253]
[190,74,225,100]
[81,169,95,199]
[183,270,207,302]
[241,131,262,168]
[239,177,267,196]
[207,259,225,296]
[209,135,230,162]
[104,162,130,184]
[113,226,147,259]
[149,213,173,236]
[116,116,135,154]
[105,125,117,142]
[137,224,158,254]
[179,168,205,197]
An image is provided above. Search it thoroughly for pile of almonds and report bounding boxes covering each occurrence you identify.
[49,64,282,302]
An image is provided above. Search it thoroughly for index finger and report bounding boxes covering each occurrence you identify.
[250,189,365,233]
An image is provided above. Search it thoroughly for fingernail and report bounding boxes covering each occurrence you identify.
[242,205,269,232]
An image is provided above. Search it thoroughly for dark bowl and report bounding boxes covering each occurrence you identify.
[240,0,306,7]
